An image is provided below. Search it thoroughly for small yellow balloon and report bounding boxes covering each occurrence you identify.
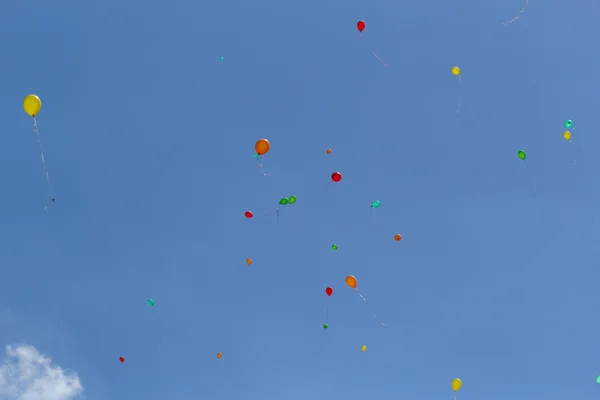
[361,345,367,352]
[451,378,462,392]
[23,94,42,117]
[451,66,461,76]
[563,131,571,141]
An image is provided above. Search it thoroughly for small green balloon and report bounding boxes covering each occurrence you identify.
[279,198,289,205]
[371,200,381,208]
[517,150,526,160]
[220,57,224,62]
[254,153,259,159]
[323,324,328,329]
[147,299,154,307]
[332,244,338,250]
[596,375,600,384]
[288,195,297,204]
[564,119,573,128]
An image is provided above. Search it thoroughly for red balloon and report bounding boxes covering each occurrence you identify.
[325,287,333,296]
[245,211,254,219]
[357,20,365,32]
[119,357,125,363]
[331,172,342,182]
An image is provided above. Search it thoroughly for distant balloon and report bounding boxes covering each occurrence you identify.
[220,57,224,62]
[245,211,254,219]
[246,257,252,266]
[217,352,222,359]
[596,375,600,384]
[323,324,328,329]
[119,357,125,363]
[452,378,462,392]
[147,299,154,307]
[326,148,332,154]
[394,234,402,242]
[288,195,297,204]
[346,275,357,289]
[563,131,571,141]
[564,120,573,129]
[332,244,338,251]
[371,200,380,208]
[255,139,270,155]
[361,345,367,352]
[279,198,289,205]
[451,66,461,76]
[23,94,42,117]
[517,150,526,160]
[357,20,365,32]
[326,287,333,296]
[331,172,342,182]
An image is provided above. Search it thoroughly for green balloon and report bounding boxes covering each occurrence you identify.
[517,150,526,160]
[288,195,297,204]
[596,375,600,384]
[332,244,338,250]
[323,324,328,329]
[279,198,289,205]
[147,299,154,307]
[220,57,224,62]
[564,119,573,129]
[254,153,259,159]
[371,200,381,208]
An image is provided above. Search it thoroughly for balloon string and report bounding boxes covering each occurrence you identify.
[359,33,388,68]
[456,75,462,115]
[257,156,271,176]
[524,160,535,197]
[354,289,386,327]
[503,0,528,25]
[33,117,54,203]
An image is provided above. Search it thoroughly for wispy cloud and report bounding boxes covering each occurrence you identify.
[0,344,83,400]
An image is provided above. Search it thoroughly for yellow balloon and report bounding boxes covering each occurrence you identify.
[451,66,461,76]
[563,131,571,140]
[361,345,367,352]
[23,94,42,117]
[451,378,462,392]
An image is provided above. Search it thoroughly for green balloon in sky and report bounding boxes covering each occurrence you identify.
[323,324,328,329]
[288,195,297,204]
[564,119,573,129]
[254,153,259,159]
[371,200,381,208]
[596,375,600,384]
[147,299,154,307]
[332,244,338,251]
[517,150,526,160]
[279,198,289,205]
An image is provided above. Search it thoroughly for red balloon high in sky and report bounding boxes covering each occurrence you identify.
[326,287,333,296]
[331,172,342,182]
[245,211,254,219]
[357,20,365,32]
[119,357,125,363]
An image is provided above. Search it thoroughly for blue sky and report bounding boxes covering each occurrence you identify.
[0,0,599,399]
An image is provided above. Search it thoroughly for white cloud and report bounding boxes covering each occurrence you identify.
[0,344,83,400]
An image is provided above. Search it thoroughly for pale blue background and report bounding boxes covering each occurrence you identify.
[0,0,599,399]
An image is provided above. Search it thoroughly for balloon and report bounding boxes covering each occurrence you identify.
[217,352,222,359]
[517,150,526,160]
[147,299,154,307]
[279,198,289,205]
[331,172,342,182]
[326,287,333,296]
[564,120,573,129]
[451,66,461,76]
[361,345,367,352]
[323,324,328,329]
[371,200,380,208]
[326,148,332,154]
[245,211,254,218]
[246,257,252,266]
[357,20,365,32]
[255,139,270,155]
[332,244,338,251]
[596,375,600,384]
[23,94,42,117]
[451,378,462,392]
[288,195,297,204]
[254,153,259,159]
[394,234,402,242]
[220,57,224,62]
[563,131,571,140]
[119,357,125,363]
[346,275,357,288]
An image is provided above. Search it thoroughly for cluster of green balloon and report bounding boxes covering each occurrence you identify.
[279,196,297,205]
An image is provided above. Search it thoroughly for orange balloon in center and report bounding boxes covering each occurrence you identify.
[246,258,252,266]
[345,275,357,288]
[326,148,332,154]
[394,234,402,242]
[217,352,222,359]
[255,139,270,155]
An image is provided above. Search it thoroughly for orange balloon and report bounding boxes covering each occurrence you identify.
[217,352,222,359]
[246,258,252,266]
[345,275,357,289]
[255,139,270,155]
[394,234,402,242]
[326,149,332,154]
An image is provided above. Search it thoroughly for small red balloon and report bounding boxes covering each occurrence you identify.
[357,20,365,32]
[119,357,125,363]
[326,287,333,296]
[245,211,254,219]
[331,172,342,182]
